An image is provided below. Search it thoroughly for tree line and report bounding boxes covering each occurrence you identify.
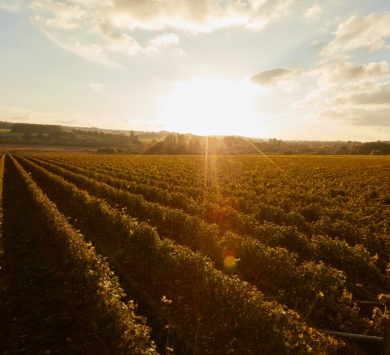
[0,122,388,154]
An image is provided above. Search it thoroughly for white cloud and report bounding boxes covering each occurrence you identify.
[322,12,390,55]
[0,0,25,12]
[104,32,143,56]
[248,5,390,130]
[109,0,294,33]
[304,5,321,19]
[32,0,86,29]
[250,67,301,87]
[338,81,390,106]
[327,61,390,82]
[295,76,390,127]
[308,58,390,84]
[147,33,182,54]
[255,58,390,128]
[41,28,124,69]
[149,33,180,47]
[319,106,390,127]
[28,0,296,66]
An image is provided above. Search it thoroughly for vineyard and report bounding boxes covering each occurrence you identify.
[0,153,389,354]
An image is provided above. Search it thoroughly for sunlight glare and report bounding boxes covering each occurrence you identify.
[156,77,266,136]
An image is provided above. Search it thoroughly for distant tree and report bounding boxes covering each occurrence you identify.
[23,131,33,140]
[188,136,201,153]
[0,121,13,129]
[177,134,186,146]
[129,131,140,144]
[164,133,177,146]
[224,136,234,150]
[354,142,390,155]
[48,131,62,139]
[12,123,63,134]
[370,149,384,155]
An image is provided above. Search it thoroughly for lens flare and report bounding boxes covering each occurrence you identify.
[223,249,237,271]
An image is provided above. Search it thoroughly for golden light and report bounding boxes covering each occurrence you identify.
[223,248,238,271]
[224,255,236,268]
[155,77,266,136]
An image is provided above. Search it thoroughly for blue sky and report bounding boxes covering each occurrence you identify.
[0,0,390,140]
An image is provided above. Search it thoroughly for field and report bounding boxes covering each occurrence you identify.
[0,153,389,354]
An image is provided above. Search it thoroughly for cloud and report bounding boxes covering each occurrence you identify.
[270,57,390,128]
[297,76,390,127]
[322,12,390,55]
[0,0,25,12]
[338,82,390,106]
[70,41,119,67]
[147,33,182,54]
[29,0,296,65]
[304,5,321,19]
[307,56,390,87]
[109,0,294,33]
[104,32,144,56]
[319,107,390,127]
[250,68,301,87]
[41,28,124,69]
[149,33,180,47]
[327,61,390,82]
[247,10,390,134]
[31,0,228,65]
[32,0,86,29]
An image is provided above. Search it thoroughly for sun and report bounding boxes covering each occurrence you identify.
[155,77,266,136]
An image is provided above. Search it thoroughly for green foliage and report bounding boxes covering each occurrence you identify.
[11,156,157,354]
[15,154,338,353]
[21,155,373,332]
[9,153,390,353]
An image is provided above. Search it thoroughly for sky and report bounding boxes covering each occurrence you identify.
[0,0,390,141]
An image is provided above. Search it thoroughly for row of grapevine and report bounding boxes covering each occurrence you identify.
[213,157,389,261]
[14,155,338,354]
[39,154,206,200]
[0,155,6,349]
[58,154,388,261]
[35,155,205,215]
[10,155,158,354]
[32,155,385,295]
[18,155,373,335]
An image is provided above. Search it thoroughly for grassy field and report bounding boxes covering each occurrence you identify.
[0,153,389,354]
